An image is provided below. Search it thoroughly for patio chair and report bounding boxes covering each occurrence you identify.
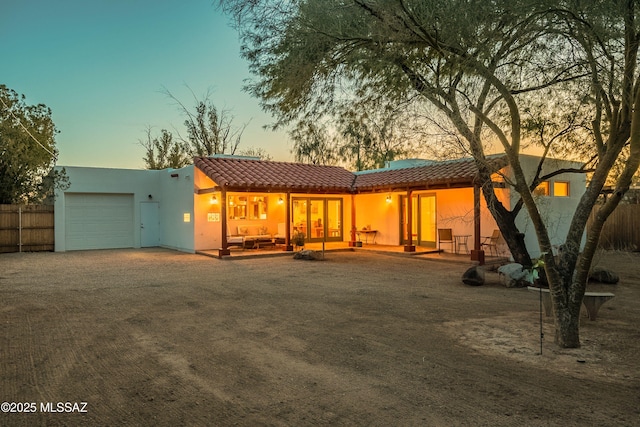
[481,229,501,257]
[274,222,287,245]
[226,225,245,250]
[438,228,454,253]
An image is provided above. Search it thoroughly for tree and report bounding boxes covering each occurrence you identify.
[221,0,640,348]
[336,107,418,170]
[237,146,273,160]
[290,108,418,168]
[140,127,191,170]
[0,84,67,204]
[289,119,339,165]
[141,87,274,168]
[141,88,272,168]
[164,87,248,157]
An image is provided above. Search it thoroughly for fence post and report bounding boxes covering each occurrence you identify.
[18,206,22,253]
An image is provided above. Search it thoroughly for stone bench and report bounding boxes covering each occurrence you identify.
[527,287,615,321]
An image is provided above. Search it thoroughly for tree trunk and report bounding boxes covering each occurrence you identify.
[553,301,581,348]
[480,178,533,268]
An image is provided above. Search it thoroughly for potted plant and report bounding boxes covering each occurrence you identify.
[293,231,305,249]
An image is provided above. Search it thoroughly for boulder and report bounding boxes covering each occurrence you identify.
[293,250,323,261]
[589,267,619,284]
[497,263,529,288]
[462,266,485,286]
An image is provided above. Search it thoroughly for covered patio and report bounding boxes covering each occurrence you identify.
[192,155,510,262]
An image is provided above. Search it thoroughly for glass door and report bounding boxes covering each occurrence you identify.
[326,199,342,239]
[401,195,418,245]
[400,194,436,247]
[309,199,325,239]
[292,199,308,238]
[292,197,343,242]
[419,194,436,248]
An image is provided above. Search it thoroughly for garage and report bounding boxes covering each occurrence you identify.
[64,193,134,250]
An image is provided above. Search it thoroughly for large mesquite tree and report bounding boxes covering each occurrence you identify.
[221,0,640,348]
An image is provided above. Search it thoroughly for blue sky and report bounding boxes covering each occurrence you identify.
[1,0,292,168]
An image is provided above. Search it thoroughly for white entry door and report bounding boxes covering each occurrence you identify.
[140,202,160,247]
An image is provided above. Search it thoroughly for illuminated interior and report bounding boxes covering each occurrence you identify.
[228,195,268,220]
[534,181,550,196]
[553,181,570,197]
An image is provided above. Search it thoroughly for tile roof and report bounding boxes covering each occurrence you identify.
[194,155,508,193]
[194,156,355,193]
[354,155,509,191]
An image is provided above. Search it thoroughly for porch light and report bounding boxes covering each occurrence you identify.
[211,195,218,204]
[386,195,392,203]
[277,197,284,204]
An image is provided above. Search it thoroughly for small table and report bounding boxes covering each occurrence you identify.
[454,235,470,254]
[357,229,378,244]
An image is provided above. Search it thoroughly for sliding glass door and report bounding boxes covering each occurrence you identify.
[292,197,343,242]
[400,193,436,248]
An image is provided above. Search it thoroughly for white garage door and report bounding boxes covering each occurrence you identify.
[65,193,134,250]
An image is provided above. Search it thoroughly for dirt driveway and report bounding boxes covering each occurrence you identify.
[1,248,639,426]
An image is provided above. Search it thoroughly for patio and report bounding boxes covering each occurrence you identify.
[196,241,509,264]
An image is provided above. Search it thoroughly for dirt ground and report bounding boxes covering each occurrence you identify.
[1,248,639,426]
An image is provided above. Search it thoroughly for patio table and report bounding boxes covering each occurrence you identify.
[357,229,378,244]
[454,234,470,254]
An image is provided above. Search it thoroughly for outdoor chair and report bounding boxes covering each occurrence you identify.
[481,229,501,257]
[274,222,287,245]
[226,225,245,250]
[438,228,454,253]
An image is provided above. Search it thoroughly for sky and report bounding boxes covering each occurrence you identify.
[1,0,292,169]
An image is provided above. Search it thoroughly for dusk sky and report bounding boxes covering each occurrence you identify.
[1,0,292,169]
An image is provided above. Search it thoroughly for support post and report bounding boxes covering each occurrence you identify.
[404,190,415,252]
[349,194,359,247]
[470,184,485,264]
[284,192,293,251]
[18,206,22,253]
[218,188,231,257]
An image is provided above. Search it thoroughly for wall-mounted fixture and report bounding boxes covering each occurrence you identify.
[170,173,179,178]
[148,194,153,200]
[386,195,392,204]
[211,195,218,204]
[277,196,284,205]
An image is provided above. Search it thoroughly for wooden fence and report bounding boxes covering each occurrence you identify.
[588,204,640,251]
[0,205,55,253]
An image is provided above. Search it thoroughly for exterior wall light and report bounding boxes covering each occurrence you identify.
[211,195,218,204]
[386,195,392,203]
[277,196,284,204]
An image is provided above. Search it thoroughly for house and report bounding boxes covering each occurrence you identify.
[54,154,585,259]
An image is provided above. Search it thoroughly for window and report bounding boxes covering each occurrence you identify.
[534,181,550,196]
[228,195,268,220]
[554,181,570,197]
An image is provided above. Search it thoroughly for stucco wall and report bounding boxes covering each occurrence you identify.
[354,193,398,245]
[158,166,195,253]
[54,166,162,252]
[508,155,586,258]
[355,189,503,248]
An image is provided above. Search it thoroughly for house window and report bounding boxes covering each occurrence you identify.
[228,195,268,220]
[534,181,550,196]
[554,181,570,197]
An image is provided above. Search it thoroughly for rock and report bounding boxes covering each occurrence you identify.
[293,250,323,261]
[589,267,619,284]
[497,263,529,288]
[462,266,485,286]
